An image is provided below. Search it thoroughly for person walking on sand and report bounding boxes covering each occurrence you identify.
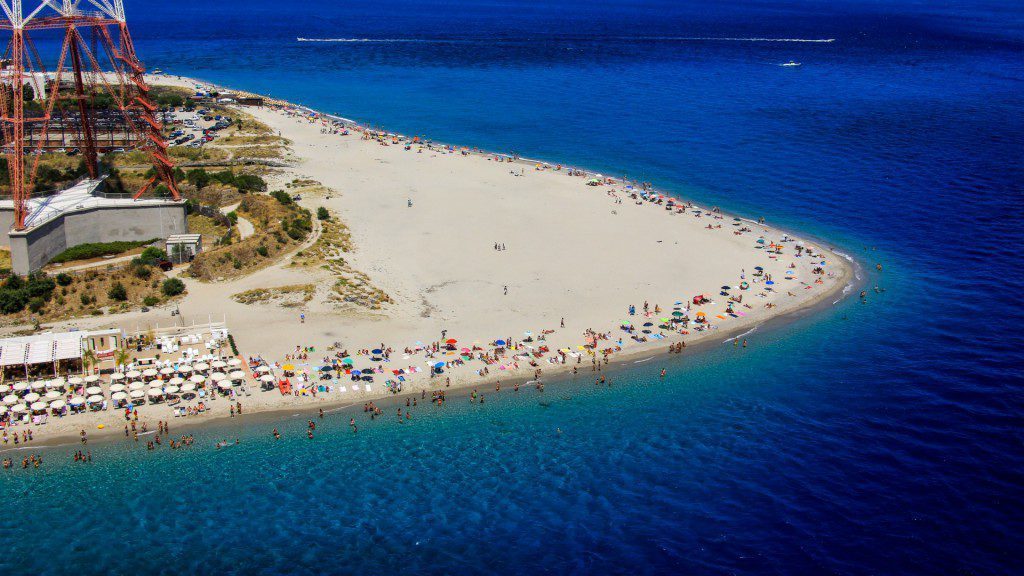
[504,285,508,295]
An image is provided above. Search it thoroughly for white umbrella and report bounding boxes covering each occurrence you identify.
[211,360,227,369]
[111,391,128,401]
[228,370,245,380]
[49,399,66,410]
[181,382,196,392]
[147,389,162,398]
[129,390,144,399]
[142,368,159,378]
[30,381,46,390]
[85,386,102,395]
[256,366,271,373]
[159,367,175,376]
[66,376,82,386]
[0,405,6,414]
[0,384,9,394]
[12,382,28,391]
[23,392,40,403]
[87,395,103,404]
[217,381,233,390]
[125,370,142,379]
[209,372,226,382]
[83,375,100,383]
[227,358,242,367]
[260,374,276,383]
[30,401,48,412]
[194,362,210,372]
[69,396,86,406]
[109,383,126,392]
[128,381,146,391]
[12,403,28,413]
[168,377,185,386]
[44,390,61,400]
[3,394,18,405]
[109,372,126,381]
[189,374,206,384]
[164,385,180,394]
[177,364,193,373]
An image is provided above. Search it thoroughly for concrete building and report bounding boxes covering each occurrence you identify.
[165,233,202,263]
[0,178,187,275]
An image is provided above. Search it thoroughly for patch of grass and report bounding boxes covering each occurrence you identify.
[49,239,157,265]
[231,284,315,306]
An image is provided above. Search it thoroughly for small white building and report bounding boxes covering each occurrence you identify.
[166,233,202,264]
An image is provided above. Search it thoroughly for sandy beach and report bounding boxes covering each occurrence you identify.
[0,75,855,447]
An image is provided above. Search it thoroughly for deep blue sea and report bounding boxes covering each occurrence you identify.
[3,1,1023,574]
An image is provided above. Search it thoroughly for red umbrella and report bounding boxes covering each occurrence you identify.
[445,338,457,344]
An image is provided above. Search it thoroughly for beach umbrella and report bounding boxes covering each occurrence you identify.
[341,358,353,365]
[85,386,102,396]
[721,285,731,290]
[318,365,333,372]
[229,370,245,380]
[110,392,127,401]
[282,364,295,371]
[766,281,775,286]
[0,385,8,394]
[126,370,141,379]
[24,392,40,403]
[30,381,46,390]
[128,381,145,391]
[260,375,275,383]
[0,405,6,414]
[181,383,197,392]
[178,364,193,373]
[672,311,685,317]
[87,395,103,404]
[159,367,175,376]
[49,399,66,410]
[217,381,233,390]
[168,377,184,386]
[256,365,272,373]
[12,382,28,392]
[109,383,126,393]
[44,391,61,400]
[3,395,19,406]
[660,318,672,323]
[371,349,384,355]
[30,401,48,412]
[210,372,227,382]
[494,340,506,346]
[69,396,85,406]
[194,362,210,372]
[109,372,125,381]
[189,375,205,384]
[129,390,144,399]
[11,403,28,413]
[351,370,362,376]
[212,360,227,369]
[164,385,180,395]
[84,375,100,383]
[643,322,653,327]
[433,362,445,369]
[65,377,81,387]
[147,389,162,398]
[227,358,242,367]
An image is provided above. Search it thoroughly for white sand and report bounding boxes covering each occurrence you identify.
[0,76,854,445]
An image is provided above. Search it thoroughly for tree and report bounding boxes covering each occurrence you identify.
[114,348,131,370]
[108,282,128,301]
[81,348,97,375]
[140,247,168,263]
[186,168,211,190]
[317,206,330,220]
[162,278,185,296]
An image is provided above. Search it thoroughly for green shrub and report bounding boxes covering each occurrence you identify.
[256,245,269,257]
[270,190,292,205]
[49,240,156,264]
[317,206,329,220]
[55,273,73,286]
[140,247,168,263]
[162,278,185,296]
[28,297,45,313]
[234,174,267,193]
[132,264,152,280]
[108,282,128,301]
[143,296,160,307]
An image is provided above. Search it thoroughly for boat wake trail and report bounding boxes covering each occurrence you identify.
[297,37,836,44]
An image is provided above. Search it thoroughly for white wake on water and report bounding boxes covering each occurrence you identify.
[723,325,759,344]
[297,37,836,44]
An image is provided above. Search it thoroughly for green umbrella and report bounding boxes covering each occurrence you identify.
[672,311,684,317]
[341,357,354,365]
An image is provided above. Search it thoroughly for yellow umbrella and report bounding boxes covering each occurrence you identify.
[282,364,295,371]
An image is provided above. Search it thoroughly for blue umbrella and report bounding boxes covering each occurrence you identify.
[371,349,383,355]
[494,340,506,346]
[351,370,361,376]
[766,281,775,285]
[433,361,445,369]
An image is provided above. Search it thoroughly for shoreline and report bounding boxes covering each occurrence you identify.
[1,73,862,450]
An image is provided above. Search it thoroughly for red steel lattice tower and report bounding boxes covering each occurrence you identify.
[0,0,180,231]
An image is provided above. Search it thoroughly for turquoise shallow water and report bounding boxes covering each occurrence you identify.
[2,0,1023,574]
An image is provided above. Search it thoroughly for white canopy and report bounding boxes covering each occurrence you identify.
[159,367,175,375]
[177,364,193,373]
[0,384,9,394]
[211,360,227,369]
[256,366,271,373]
[229,370,245,380]
[12,382,28,391]
[128,382,146,391]
[147,389,163,397]
[142,368,159,378]
[109,383,126,392]
[85,386,102,395]
[260,374,275,383]
[109,372,126,381]
[23,392,40,403]
[68,396,86,405]
[11,403,28,412]
[49,399,66,409]
[87,395,103,404]
[111,391,128,400]
[217,381,233,390]
[189,374,206,384]
[30,401,48,411]
[30,381,46,390]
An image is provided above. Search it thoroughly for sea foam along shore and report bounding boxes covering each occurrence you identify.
[2,73,858,448]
